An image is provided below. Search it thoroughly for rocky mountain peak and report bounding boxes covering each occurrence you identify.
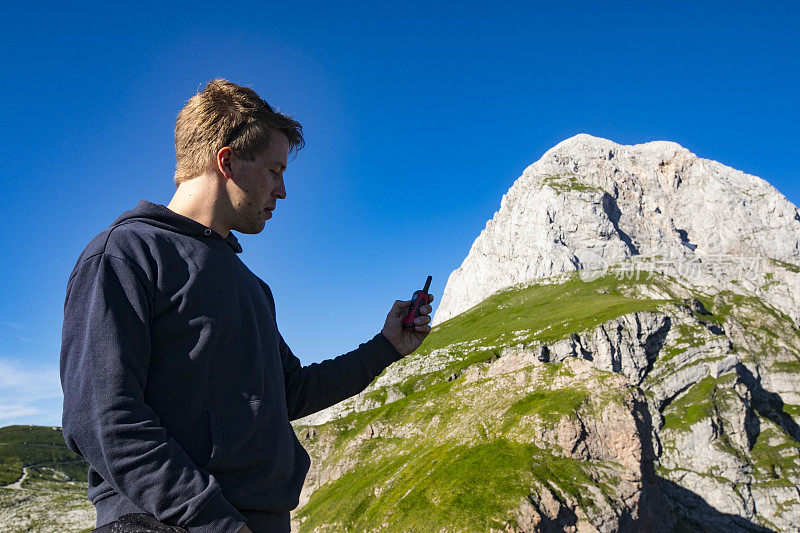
[433,134,800,326]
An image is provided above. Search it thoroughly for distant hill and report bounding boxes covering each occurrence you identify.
[0,424,95,531]
[0,425,88,485]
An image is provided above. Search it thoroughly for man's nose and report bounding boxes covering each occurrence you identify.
[274,176,286,199]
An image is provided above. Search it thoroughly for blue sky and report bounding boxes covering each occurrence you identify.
[0,1,798,427]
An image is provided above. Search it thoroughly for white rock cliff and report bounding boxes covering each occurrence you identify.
[433,134,800,326]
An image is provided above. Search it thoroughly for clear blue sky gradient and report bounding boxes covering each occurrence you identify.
[1,1,798,426]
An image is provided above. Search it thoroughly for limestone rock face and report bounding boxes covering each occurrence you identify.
[433,134,800,326]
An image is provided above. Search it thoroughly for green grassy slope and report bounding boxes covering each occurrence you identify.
[383,272,673,397]
[297,439,605,532]
[425,272,671,351]
[294,272,800,531]
[295,356,630,532]
[294,273,676,531]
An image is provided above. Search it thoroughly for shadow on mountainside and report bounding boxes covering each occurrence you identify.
[657,477,775,533]
[627,388,776,533]
[735,362,800,444]
[601,193,640,255]
[621,389,673,532]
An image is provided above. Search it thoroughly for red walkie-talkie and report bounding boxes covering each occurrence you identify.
[402,276,432,329]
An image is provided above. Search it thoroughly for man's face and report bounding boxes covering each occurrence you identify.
[227,130,290,234]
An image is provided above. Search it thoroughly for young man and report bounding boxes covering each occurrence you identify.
[60,79,433,533]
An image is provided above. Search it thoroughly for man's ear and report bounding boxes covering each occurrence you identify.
[216,146,234,180]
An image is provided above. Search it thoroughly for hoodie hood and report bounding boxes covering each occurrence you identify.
[110,200,242,254]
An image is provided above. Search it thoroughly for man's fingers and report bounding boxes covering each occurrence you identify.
[392,298,433,317]
[393,299,412,315]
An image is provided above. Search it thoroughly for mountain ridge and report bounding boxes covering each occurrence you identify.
[293,135,800,531]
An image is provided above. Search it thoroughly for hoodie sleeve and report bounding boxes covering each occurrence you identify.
[279,332,403,421]
[256,279,403,421]
[60,253,246,533]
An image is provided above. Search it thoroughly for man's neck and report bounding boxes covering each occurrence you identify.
[166,174,230,238]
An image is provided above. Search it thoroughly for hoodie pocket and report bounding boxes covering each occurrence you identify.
[206,399,294,477]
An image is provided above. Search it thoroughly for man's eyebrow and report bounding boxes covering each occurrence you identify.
[271,162,287,171]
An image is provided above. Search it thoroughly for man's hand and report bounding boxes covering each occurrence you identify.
[238,525,253,533]
[381,295,434,357]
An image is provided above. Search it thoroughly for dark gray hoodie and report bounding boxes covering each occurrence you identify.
[60,200,402,532]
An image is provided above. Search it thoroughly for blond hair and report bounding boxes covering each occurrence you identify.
[173,79,304,186]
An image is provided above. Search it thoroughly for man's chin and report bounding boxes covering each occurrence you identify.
[233,219,267,235]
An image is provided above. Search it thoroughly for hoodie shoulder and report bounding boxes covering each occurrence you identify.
[65,221,155,297]
[103,220,156,257]
[72,220,146,262]
[86,199,200,262]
